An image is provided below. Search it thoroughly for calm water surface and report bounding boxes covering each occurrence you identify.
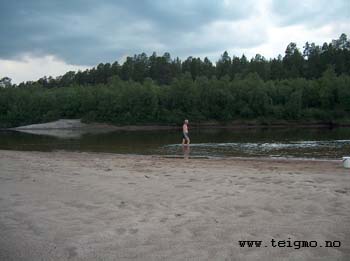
[0,127,350,159]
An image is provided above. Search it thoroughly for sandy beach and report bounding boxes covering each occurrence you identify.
[0,150,349,261]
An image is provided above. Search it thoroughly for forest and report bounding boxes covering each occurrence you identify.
[0,33,350,128]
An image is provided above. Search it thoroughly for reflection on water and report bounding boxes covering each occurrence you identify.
[12,128,111,139]
[1,127,350,159]
[182,145,191,159]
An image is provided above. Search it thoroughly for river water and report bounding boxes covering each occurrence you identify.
[0,127,349,159]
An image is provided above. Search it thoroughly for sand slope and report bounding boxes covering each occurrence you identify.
[14,119,87,129]
[0,150,349,260]
[11,119,179,139]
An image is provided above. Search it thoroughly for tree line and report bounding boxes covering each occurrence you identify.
[0,34,350,128]
[12,33,350,88]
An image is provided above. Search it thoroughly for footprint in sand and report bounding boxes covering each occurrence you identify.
[238,209,255,217]
[116,228,126,235]
[160,217,168,223]
[260,205,279,214]
[304,204,323,214]
[170,227,181,234]
[19,176,31,181]
[81,219,94,225]
[66,246,78,259]
[335,189,348,194]
[118,201,126,208]
[2,177,14,181]
[175,185,192,188]
[272,180,283,185]
[129,228,138,234]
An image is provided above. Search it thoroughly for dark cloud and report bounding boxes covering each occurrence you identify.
[3,0,348,66]
[0,0,258,65]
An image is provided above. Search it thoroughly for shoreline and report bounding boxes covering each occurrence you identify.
[0,150,349,260]
[0,147,345,161]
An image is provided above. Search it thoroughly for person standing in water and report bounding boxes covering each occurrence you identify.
[182,119,190,145]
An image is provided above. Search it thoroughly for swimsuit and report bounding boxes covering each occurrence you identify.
[183,132,189,140]
[182,124,189,140]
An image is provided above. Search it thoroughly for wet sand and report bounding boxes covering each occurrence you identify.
[0,150,349,260]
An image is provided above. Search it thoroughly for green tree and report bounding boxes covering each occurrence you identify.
[216,51,231,79]
[283,42,304,78]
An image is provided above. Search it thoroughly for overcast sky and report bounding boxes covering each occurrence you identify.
[1,0,349,84]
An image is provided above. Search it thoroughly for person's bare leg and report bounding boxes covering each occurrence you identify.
[182,138,185,145]
[186,138,190,145]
